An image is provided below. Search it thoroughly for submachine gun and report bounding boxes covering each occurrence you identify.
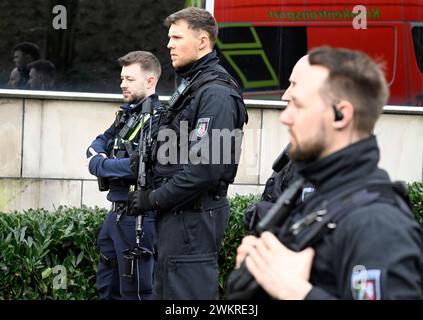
[226,177,305,300]
[97,99,147,192]
[226,174,409,299]
[122,97,155,280]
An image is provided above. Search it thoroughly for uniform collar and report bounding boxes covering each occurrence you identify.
[296,135,380,192]
[175,50,219,80]
[122,93,161,112]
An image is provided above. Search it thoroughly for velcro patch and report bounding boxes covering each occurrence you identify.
[351,268,381,300]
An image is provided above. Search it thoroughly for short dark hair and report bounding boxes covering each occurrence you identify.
[164,7,218,46]
[27,60,56,77]
[118,51,161,79]
[13,42,40,60]
[309,46,389,133]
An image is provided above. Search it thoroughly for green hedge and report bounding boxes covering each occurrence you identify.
[0,183,422,300]
[0,207,105,299]
[218,194,260,297]
[409,182,423,225]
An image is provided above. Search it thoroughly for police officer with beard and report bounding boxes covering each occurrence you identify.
[129,7,248,299]
[86,51,164,300]
[235,47,423,300]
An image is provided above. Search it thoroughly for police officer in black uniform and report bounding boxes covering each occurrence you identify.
[243,145,316,234]
[243,58,317,234]
[86,51,163,300]
[235,47,423,300]
[129,7,248,299]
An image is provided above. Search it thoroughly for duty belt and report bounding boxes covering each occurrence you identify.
[180,187,229,211]
[153,177,229,211]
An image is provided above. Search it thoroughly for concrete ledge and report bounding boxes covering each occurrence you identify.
[82,180,112,210]
[0,99,23,177]
[0,94,422,212]
[0,178,81,212]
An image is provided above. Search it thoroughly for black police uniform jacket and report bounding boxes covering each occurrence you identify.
[243,146,315,233]
[289,136,423,299]
[149,51,247,300]
[150,50,247,211]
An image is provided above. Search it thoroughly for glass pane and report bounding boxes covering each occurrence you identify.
[217,26,307,100]
[0,0,186,95]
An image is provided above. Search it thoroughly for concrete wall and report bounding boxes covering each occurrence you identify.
[1,96,422,212]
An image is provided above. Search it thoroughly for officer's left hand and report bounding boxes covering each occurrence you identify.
[127,189,154,216]
[243,231,315,300]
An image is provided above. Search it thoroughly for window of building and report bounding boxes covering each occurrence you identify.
[0,0,186,95]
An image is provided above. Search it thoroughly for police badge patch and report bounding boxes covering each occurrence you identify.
[195,117,211,138]
[351,268,382,300]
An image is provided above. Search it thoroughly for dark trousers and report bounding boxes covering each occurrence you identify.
[153,199,229,300]
[96,210,155,300]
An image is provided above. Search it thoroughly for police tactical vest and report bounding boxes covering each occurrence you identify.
[163,69,245,130]
[110,104,155,159]
[151,70,247,180]
[280,180,413,251]
[226,179,414,300]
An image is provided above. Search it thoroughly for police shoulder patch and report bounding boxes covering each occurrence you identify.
[195,117,211,138]
[351,267,382,300]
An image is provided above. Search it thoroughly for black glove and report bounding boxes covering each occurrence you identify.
[127,189,153,216]
[129,150,140,177]
[243,203,259,232]
[243,201,274,234]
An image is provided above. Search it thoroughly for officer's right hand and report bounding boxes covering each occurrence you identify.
[243,203,259,232]
[236,235,259,268]
[244,232,314,300]
[86,147,107,167]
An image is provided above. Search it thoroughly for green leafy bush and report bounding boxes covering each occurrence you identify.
[0,206,106,299]
[409,182,423,225]
[218,194,260,298]
[0,185,422,300]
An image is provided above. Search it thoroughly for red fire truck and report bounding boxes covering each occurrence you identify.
[213,0,423,106]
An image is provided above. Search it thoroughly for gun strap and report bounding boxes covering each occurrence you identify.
[116,111,154,157]
[126,113,152,141]
[226,180,412,300]
[164,70,243,125]
[112,205,134,249]
[282,180,413,251]
[272,144,290,172]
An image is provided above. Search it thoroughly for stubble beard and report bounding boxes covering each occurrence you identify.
[288,123,327,163]
[123,92,145,104]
